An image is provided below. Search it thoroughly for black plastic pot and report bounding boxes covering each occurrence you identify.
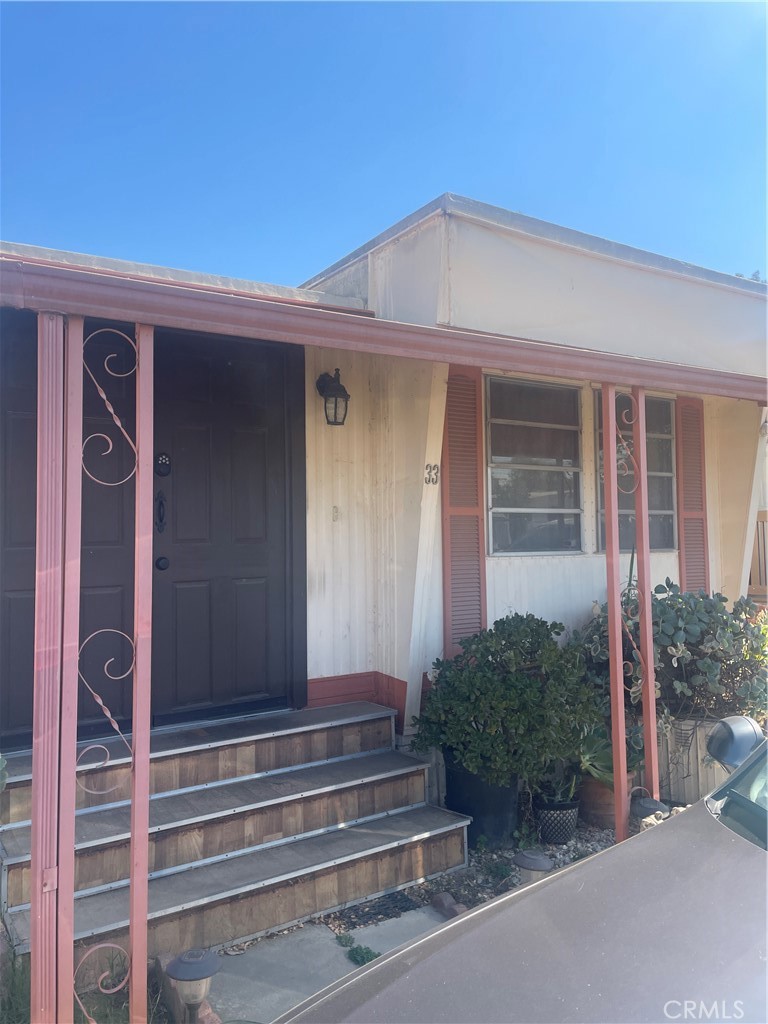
[443,749,518,846]
[534,799,579,845]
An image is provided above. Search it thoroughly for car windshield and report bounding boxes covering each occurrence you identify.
[707,742,768,850]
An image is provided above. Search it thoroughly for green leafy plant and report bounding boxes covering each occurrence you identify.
[0,752,7,793]
[412,614,602,792]
[512,818,539,850]
[347,945,380,966]
[578,723,645,788]
[650,584,767,721]
[578,580,768,724]
[336,932,355,948]
[534,763,581,803]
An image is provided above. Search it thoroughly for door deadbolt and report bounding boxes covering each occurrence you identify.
[155,452,171,476]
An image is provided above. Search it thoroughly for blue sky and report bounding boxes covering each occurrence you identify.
[1,1,765,286]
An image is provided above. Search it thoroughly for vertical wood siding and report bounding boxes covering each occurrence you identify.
[305,349,444,682]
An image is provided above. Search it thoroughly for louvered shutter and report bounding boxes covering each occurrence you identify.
[441,368,487,656]
[675,398,710,593]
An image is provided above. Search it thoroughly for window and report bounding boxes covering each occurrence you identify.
[596,393,676,550]
[487,378,582,553]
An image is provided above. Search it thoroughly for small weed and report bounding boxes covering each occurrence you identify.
[0,950,167,1024]
[488,859,512,882]
[513,820,539,851]
[347,945,380,967]
[0,952,31,1024]
[336,932,380,966]
[474,834,488,852]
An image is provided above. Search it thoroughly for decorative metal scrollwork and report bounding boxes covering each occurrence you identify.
[72,326,142,1021]
[75,629,134,794]
[614,393,641,495]
[82,328,138,487]
[598,393,642,496]
[74,942,130,1024]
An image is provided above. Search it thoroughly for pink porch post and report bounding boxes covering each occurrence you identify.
[631,387,660,799]
[601,384,629,842]
[128,324,154,1022]
[30,313,66,1022]
[56,316,85,1020]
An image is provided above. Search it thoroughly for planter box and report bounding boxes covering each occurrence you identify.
[640,719,729,805]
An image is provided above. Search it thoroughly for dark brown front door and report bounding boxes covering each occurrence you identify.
[0,314,306,748]
[0,310,38,748]
[151,331,305,721]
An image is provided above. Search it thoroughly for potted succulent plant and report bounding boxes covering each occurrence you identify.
[412,613,601,845]
[531,763,582,844]
[578,723,644,829]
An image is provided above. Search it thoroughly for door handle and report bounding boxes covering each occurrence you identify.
[155,490,167,534]
[155,556,170,571]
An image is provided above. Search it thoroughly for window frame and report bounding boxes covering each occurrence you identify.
[595,391,678,553]
[486,376,584,556]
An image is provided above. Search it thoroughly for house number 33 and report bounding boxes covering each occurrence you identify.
[424,464,440,485]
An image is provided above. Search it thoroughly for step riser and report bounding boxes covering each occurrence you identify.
[5,770,427,907]
[72,828,467,962]
[0,717,393,825]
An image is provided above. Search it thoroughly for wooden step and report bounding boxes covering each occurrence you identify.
[0,702,395,825]
[1,750,427,908]
[5,806,470,957]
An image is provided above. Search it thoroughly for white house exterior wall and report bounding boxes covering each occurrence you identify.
[304,347,446,695]
[703,396,765,600]
[485,551,680,631]
[306,353,690,708]
[445,216,765,378]
[303,203,765,727]
[311,215,447,328]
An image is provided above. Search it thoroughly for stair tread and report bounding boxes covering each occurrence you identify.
[2,702,395,783]
[7,805,469,945]
[0,751,425,861]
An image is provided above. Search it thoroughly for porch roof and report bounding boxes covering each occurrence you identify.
[0,240,370,314]
[1,242,765,403]
[302,192,768,298]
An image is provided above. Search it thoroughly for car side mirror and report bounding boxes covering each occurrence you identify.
[706,716,764,770]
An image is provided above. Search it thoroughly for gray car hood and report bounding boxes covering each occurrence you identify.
[279,802,767,1024]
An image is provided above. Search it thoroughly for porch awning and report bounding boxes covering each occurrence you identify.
[1,250,765,403]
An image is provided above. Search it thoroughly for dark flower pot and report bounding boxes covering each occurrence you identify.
[443,749,518,846]
[534,798,580,845]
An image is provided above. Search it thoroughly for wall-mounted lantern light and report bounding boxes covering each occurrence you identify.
[165,948,220,1024]
[316,368,350,426]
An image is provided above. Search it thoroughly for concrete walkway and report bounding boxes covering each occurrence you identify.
[207,906,446,1023]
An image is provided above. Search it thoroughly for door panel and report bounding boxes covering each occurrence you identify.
[151,331,302,720]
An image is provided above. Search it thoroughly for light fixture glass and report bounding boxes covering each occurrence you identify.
[166,948,220,1023]
[316,368,350,426]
